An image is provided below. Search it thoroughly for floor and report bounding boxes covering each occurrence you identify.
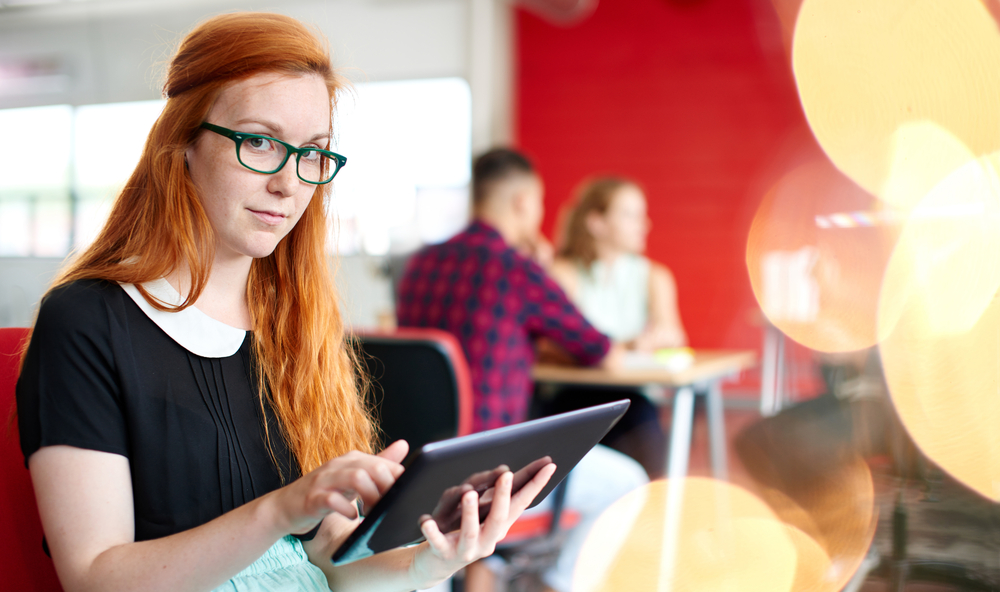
[679,403,1000,592]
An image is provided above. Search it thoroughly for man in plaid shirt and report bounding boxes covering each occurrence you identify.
[396,159,613,430]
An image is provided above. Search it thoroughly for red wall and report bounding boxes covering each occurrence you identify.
[516,0,812,362]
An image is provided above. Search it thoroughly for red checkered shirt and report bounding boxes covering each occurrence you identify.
[396,220,611,432]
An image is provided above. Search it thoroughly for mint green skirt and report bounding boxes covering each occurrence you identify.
[212,536,330,592]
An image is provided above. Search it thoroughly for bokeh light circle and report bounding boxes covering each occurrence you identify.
[878,154,1000,342]
[790,0,1000,503]
[792,0,1000,201]
[574,478,803,592]
[736,415,878,592]
[879,153,1000,500]
[747,159,897,353]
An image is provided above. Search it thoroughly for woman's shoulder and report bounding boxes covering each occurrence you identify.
[36,279,123,336]
[42,278,120,311]
[45,278,120,301]
[645,260,678,292]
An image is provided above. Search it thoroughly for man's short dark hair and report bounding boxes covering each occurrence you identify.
[472,148,536,207]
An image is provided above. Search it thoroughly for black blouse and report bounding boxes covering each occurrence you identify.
[17,279,300,542]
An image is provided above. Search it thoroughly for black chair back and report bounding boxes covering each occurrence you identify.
[353,330,472,451]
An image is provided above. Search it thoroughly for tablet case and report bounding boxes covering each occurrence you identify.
[331,399,630,565]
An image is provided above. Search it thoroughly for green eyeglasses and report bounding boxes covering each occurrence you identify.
[199,122,347,185]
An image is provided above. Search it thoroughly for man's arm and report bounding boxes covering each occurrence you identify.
[520,259,612,367]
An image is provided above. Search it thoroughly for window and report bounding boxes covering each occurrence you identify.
[331,77,472,255]
[0,77,471,258]
[0,104,73,256]
[0,100,164,256]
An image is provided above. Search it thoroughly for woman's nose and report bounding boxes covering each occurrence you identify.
[268,157,301,196]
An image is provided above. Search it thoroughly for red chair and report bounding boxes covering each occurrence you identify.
[0,327,63,591]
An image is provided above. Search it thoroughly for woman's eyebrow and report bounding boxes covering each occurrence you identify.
[231,119,329,144]
[233,118,282,135]
[307,132,331,145]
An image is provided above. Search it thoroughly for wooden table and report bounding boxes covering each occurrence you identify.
[534,349,757,590]
[534,349,756,481]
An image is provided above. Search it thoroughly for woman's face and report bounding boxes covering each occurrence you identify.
[185,72,331,263]
[588,185,650,255]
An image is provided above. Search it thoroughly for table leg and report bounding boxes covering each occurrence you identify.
[666,385,696,482]
[775,328,788,410]
[705,380,729,481]
[761,324,778,416]
[659,386,696,592]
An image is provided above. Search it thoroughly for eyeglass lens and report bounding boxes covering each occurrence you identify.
[238,137,336,183]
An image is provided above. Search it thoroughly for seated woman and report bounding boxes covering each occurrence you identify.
[550,177,686,350]
[542,177,688,479]
[15,13,552,592]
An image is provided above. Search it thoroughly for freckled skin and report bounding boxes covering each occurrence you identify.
[185,72,331,263]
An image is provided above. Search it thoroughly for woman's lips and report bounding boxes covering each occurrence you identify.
[250,209,286,225]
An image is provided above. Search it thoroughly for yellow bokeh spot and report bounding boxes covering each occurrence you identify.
[879,154,1000,500]
[792,0,1000,200]
[880,288,1000,501]
[790,0,1000,501]
[737,431,877,592]
[880,121,977,212]
[878,153,1000,341]
[573,478,800,592]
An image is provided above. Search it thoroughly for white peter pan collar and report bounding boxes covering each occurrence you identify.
[120,278,247,358]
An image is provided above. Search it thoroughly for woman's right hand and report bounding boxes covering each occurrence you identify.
[408,461,557,590]
[269,440,409,536]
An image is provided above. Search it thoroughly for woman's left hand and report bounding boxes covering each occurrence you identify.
[408,462,558,589]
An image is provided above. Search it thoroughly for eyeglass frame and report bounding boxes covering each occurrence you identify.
[199,122,347,185]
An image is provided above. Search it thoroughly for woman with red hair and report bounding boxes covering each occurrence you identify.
[16,12,552,592]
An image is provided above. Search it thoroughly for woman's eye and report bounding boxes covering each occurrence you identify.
[246,137,275,151]
[300,149,320,162]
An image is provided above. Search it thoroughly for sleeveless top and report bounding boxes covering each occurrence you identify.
[574,254,650,342]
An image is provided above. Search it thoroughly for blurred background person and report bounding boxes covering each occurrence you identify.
[550,176,686,351]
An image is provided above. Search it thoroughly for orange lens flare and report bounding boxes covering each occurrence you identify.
[878,155,1000,342]
[573,478,797,592]
[736,419,878,592]
[573,477,872,592]
[747,160,896,353]
[788,0,1000,500]
[881,298,1000,503]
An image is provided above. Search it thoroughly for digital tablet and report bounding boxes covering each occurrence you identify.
[330,399,630,565]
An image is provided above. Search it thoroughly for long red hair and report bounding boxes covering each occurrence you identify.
[49,12,373,472]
